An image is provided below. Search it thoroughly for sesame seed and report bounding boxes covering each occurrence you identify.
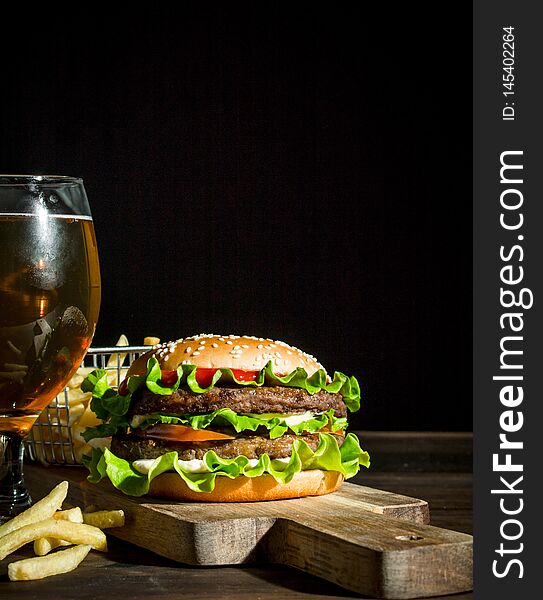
[185,347,192,353]
[257,344,263,349]
[192,351,201,356]
[212,343,218,348]
[226,341,233,345]
[234,345,240,350]
[197,346,205,351]
[242,344,249,349]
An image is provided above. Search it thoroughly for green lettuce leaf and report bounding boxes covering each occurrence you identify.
[134,408,348,440]
[82,432,370,497]
[81,369,110,399]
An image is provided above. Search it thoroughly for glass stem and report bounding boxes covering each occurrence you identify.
[0,433,31,522]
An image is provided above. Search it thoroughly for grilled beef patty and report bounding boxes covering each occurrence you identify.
[111,432,345,462]
[130,386,347,417]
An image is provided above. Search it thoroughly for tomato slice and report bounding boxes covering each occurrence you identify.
[319,425,345,436]
[193,368,218,387]
[138,424,235,442]
[160,370,178,387]
[123,367,264,393]
[194,367,260,387]
[230,368,261,382]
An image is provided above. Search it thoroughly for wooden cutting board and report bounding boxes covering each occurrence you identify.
[24,464,472,599]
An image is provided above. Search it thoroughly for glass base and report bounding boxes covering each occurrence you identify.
[0,433,32,523]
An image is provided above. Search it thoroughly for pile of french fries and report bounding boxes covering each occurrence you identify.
[0,481,124,581]
[30,335,159,464]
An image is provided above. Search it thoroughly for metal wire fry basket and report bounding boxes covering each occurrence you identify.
[25,345,151,465]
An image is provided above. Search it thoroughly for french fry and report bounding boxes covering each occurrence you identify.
[106,334,129,369]
[4,481,125,583]
[34,537,69,556]
[144,336,160,346]
[8,544,92,581]
[34,536,69,556]
[78,406,101,429]
[0,481,68,539]
[66,388,93,406]
[82,510,125,529]
[52,401,85,426]
[34,507,84,556]
[0,519,107,560]
[106,368,128,387]
[54,507,84,523]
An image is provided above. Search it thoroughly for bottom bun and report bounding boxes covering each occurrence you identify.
[147,470,344,502]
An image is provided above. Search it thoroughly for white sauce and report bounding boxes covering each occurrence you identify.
[131,411,320,429]
[132,456,291,475]
[133,458,209,474]
[282,411,317,426]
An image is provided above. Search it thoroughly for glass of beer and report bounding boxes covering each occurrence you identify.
[0,175,101,521]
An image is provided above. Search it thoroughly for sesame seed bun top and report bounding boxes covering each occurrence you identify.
[128,334,327,377]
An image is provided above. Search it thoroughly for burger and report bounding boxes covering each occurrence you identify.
[82,334,369,501]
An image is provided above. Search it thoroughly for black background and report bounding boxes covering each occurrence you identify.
[0,6,471,430]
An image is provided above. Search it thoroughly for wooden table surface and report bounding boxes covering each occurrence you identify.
[0,431,472,600]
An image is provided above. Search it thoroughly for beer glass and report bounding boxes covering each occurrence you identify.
[0,176,101,521]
